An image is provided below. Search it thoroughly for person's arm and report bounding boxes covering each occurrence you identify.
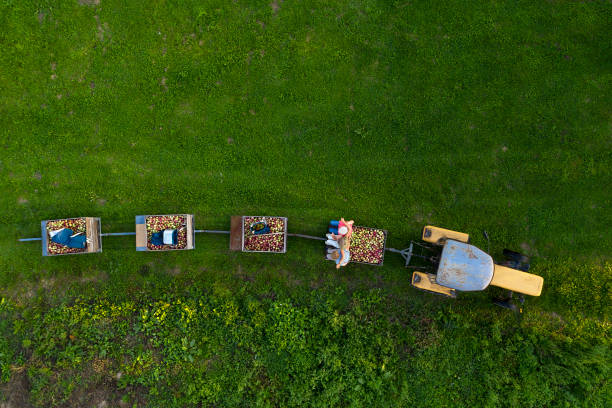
[336,251,344,268]
[330,233,342,240]
[345,221,354,239]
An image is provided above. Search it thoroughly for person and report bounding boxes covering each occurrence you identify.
[326,218,354,241]
[326,234,351,269]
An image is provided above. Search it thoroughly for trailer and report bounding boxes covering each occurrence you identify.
[230,215,288,253]
[135,214,195,251]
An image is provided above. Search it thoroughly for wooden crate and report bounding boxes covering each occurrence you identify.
[41,217,102,257]
[240,216,288,253]
[349,226,388,266]
[135,214,195,252]
[229,216,243,251]
[86,217,101,253]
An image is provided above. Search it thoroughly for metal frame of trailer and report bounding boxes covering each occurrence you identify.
[41,217,102,257]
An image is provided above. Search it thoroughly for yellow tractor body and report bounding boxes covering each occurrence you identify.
[422,225,469,245]
[411,271,457,298]
[490,264,543,296]
[409,226,544,299]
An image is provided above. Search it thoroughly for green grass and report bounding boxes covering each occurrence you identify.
[0,0,610,407]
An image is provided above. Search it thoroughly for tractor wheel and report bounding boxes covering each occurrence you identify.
[502,249,530,272]
[503,249,529,264]
[493,298,518,312]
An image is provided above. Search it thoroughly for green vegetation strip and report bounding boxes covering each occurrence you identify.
[1,277,609,407]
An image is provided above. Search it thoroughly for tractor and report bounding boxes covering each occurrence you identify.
[402,226,543,314]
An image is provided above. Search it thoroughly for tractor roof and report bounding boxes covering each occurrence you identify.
[436,240,494,291]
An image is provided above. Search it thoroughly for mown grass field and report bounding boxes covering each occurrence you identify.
[0,0,610,407]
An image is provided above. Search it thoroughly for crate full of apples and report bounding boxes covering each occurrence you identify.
[146,215,188,250]
[242,216,287,253]
[349,226,387,265]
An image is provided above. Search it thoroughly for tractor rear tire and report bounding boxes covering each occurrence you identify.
[502,249,530,272]
[503,249,529,264]
[493,298,518,312]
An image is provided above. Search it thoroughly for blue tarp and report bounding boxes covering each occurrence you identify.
[50,229,87,249]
